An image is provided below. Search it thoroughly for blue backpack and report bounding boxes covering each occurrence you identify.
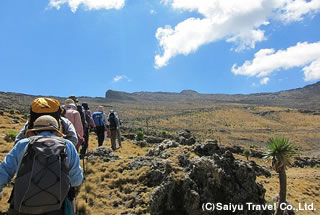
[92,112,104,127]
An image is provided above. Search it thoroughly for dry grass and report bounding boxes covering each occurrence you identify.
[257,168,320,215]
[76,137,153,215]
[234,154,320,215]
[0,112,26,213]
[131,105,320,157]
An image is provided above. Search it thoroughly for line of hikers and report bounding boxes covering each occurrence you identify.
[0,96,122,214]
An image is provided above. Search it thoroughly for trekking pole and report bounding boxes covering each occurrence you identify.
[80,144,88,204]
[82,153,88,203]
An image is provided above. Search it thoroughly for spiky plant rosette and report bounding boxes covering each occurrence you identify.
[264,136,298,172]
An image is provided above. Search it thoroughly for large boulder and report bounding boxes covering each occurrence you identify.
[194,139,220,156]
[178,130,197,145]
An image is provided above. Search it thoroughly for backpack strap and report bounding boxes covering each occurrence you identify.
[27,136,43,144]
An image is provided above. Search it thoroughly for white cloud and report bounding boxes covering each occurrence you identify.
[150,9,157,15]
[226,29,266,52]
[277,0,320,23]
[112,75,131,83]
[155,0,320,68]
[49,0,125,12]
[303,59,320,81]
[260,77,270,85]
[232,41,320,82]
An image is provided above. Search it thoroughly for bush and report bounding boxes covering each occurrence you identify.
[120,136,125,141]
[136,131,144,141]
[5,131,17,142]
[9,109,15,115]
[243,148,251,160]
[0,110,4,116]
[161,131,167,137]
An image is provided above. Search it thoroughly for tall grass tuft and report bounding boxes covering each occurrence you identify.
[136,130,144,141]
[5,131,16,142]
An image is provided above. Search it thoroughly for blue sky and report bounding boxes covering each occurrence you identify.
[0,0,320,97]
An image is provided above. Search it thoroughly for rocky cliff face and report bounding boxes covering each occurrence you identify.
[148,140,271,215]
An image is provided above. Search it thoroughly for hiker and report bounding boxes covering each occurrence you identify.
[92,106,107,147]
[0,115,83,214]
[108,110,122,150]
[15,97,78,146]
[63,99,85,151]
[80,102,95,156]
[68,96,87,133]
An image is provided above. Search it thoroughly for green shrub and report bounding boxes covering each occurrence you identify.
[120,136,125,141]
[5,131,17,142]
[0,110,4,116]
[9,109,15,115]
[243,148,251,160]
[161,131,167,137]
[136,131,144,141]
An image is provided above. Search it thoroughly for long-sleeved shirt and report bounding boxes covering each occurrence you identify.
[0,131,83,193]
[64,105,84,138]
[15,117,78,146]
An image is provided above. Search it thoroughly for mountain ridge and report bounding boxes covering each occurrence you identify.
[0,82,319,114]
[105,81,320,110]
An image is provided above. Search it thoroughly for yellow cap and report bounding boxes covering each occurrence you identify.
[31,98,60,113]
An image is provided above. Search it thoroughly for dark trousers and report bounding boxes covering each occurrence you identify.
[110,128,117,150]
[80,127,89,156]
[96,125,105,147]
[110,128,121,150]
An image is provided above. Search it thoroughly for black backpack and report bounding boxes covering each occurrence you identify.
[77,104,87,129]
[84,110,91,128]
[108,112,117,129]
[13,136,70,214]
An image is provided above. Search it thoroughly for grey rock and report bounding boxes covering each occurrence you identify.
[178,130,197,146]
[178,154,190,167]
[146,136,165,144]
[194,139,220,156]
[146,139,180,157]
[185,137,196,145]
[292,157,320,168]
[134,140,148,147]
[87,146,120,162]
[128,157,164,171]
[178,129,192,139]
